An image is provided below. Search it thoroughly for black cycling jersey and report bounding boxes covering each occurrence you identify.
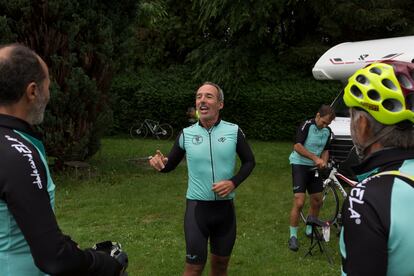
[0,114,119,276]
[289,118,331,166]
[340,148,414,275]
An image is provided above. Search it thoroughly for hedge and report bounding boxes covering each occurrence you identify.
[110,66,341,141]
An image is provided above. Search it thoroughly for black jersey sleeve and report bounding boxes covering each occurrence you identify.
[294,120,311,145]
[341,177,392,275]
[161,131,186,173]
[0,135,119,275]
[230,128,255,187]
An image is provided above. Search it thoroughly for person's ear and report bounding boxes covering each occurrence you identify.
[219,101,224,110]
[25,82,38,101]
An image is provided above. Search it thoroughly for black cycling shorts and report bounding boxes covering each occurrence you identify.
[184,199,236,264]
[291,164,323,194]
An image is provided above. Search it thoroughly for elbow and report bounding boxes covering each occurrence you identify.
[251,159,256,169]
[34,256,64,275]
[31,239,88,275]
[34,255,87,276]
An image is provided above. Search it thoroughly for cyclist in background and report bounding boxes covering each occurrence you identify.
[340,61,414,275]
[187,106,199,125]
[288,104,335,251]
[149,82,255,276]
[0,44,124,275]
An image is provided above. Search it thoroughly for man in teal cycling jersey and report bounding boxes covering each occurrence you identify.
[340,61,414,275]
[288,105,335,251]
[149,82,255,276]
[0,44,124,275]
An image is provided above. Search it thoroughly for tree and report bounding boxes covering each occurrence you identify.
[0,0,138,166]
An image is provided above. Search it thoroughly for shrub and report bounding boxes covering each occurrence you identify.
[110,65,341,140]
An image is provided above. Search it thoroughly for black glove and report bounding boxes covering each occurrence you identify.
[87,249,122,276]
[88,241,128,276]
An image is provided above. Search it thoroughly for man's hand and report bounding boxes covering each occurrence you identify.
[314,157,326,169]
[148,150,168,171]
[212,180,235,197]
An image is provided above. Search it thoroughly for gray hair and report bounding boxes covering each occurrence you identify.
[350,108,414,149]
[201,81,224,102]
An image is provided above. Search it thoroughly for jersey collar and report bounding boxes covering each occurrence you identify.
[352,147,414,177]
[0,113,42,140]
[198,118,221,129]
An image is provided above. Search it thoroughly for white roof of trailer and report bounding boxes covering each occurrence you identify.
[312,36,414,81]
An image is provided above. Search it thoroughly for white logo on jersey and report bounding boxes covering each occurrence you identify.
[347,178,369,224]
[5,135,43,189]
[347,175,382,224]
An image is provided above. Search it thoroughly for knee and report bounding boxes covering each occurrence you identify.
[211,255,229,273]
[311,197,322,208]
[184,263,205,276]
[293,197,305,210]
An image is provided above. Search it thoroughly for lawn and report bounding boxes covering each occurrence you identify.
[54,137,342,275]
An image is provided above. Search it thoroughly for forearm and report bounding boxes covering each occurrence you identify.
[161,132,185,172]
[230,160,255,187]
[293,143,319,162]
[321,150,329,162]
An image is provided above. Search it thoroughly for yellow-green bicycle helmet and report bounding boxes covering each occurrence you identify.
[344,61,414,125]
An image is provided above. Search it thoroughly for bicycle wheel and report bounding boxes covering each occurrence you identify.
[155,123,174,140]
[300,183,340,225]
[129,123,148,138]
[318,183,340,225]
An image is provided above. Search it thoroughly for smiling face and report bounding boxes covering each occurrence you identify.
[196,84,223,126]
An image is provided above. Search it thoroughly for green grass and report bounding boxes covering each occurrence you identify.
[55,138,342,275]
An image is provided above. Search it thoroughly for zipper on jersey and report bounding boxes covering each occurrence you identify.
[207,127,216,200]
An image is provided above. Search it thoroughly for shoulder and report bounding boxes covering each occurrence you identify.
[0,130,44,183]
[1,130,38,158]
[300,119,314,130]
[344,174,394,224]
[220,120,238,127]
[220,120,239,130]
[183,123,200,134]
[351,174,395,201]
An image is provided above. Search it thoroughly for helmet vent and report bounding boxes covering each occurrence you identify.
[356,74,369,85]
[397,74,412,89]
[370,67,382,75]
[382,79,397,91]
[350,85,363,99]
[367,90,381,101]
[383,99,402,112]
[406,93,414,112]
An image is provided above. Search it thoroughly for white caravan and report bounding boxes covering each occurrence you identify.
[312,36,414,161]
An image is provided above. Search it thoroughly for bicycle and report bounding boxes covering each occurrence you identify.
[130,119,174,140]
[300,159,357,232]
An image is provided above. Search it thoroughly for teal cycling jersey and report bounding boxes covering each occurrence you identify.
[180,120,237,200]
[0,114,112,276]
[0,127,55,276]
[289,119,331,166]
[161,119,255,201]
[340,148,414,275]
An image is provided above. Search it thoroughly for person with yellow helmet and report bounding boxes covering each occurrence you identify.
[340,61,414,275]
